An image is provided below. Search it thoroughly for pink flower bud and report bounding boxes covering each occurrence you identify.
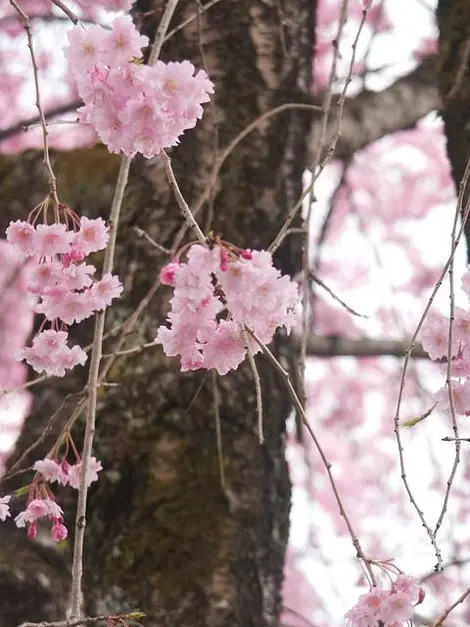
[27,522,37,540]
[160,260,179,286]
[62,245,86,268]
[51,522,68,542]
[219,249,229,272]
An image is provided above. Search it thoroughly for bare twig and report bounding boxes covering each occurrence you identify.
[309,272,368,318]
[211,372,225,489]
[392,158,470,571]
[163,0,223,41]
[433,156,468,537]
[269,0,370,254]
[19,615,107,626]
[243,330,264,444]
[50,0,79,24]
[430,586,470,626]
[8,0,59,204]
[247,327,376,586]
[133,226,171,255]
[162,150,206,243]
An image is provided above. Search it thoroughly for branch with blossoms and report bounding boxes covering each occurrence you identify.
[0,0,216,623]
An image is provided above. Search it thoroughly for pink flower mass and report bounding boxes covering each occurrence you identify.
[6,215,122,377]
[155,244,299,375]
[345,574,423,626]
[65,17,214,159]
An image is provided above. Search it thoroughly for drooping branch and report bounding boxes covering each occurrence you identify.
[308,55,439,162]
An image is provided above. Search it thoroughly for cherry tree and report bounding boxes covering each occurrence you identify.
[0,0,469,626]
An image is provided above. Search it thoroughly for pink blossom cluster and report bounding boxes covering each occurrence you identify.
[6,216,122,377]
[345,574,424,626]
[0,495,10,521]
[0,456,102,543]
[155,244,298,375]
[64,16,214,158]
[15,497,67,542]
[420,271,470,415]
[34,456,102,490]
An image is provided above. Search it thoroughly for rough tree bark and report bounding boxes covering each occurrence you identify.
[0,1,316,626]
[437,0,470,258]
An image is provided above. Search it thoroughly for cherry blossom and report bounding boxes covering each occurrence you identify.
[17,329,87,377]
[67,456,103,490]
[65,19,214,159]
[5,214,122,377]
[33,459,69,486]
[156,244,299,375]
[345,574,423,626]
[15,497,63,528]
[0,495,11,521]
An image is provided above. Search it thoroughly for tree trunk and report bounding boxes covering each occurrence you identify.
[0,1,316,625]
[437,0,470,258]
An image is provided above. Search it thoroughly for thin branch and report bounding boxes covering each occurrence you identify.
[8,0,59,204]
[190,103,322,219]
[433,153,467,537]
[0,101,81,142]
[211,371,225,489]
[50,0,79,24]
[132,226,171,254]
[431,587,470,626]
[69,0,181,618]
[392,158,470,572]
[247,327,377,587]
[309,272,368,318]
[244,331,264,444]
[270,0,370,255]
[162,150,206,243]
[163,0,223,41]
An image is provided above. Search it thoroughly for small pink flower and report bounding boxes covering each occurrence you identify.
[50,522,68,542]
[27,522,38,540]
[89,273,123,310]
[393,574,419,601]
[75,217,109,255]
[67,456,103,490]
[62,245,86,267]
[15,498,63,528]
[34,459,69,486]
[35,223,74,257]
[0,495,11,522]
[6,220,37,256]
